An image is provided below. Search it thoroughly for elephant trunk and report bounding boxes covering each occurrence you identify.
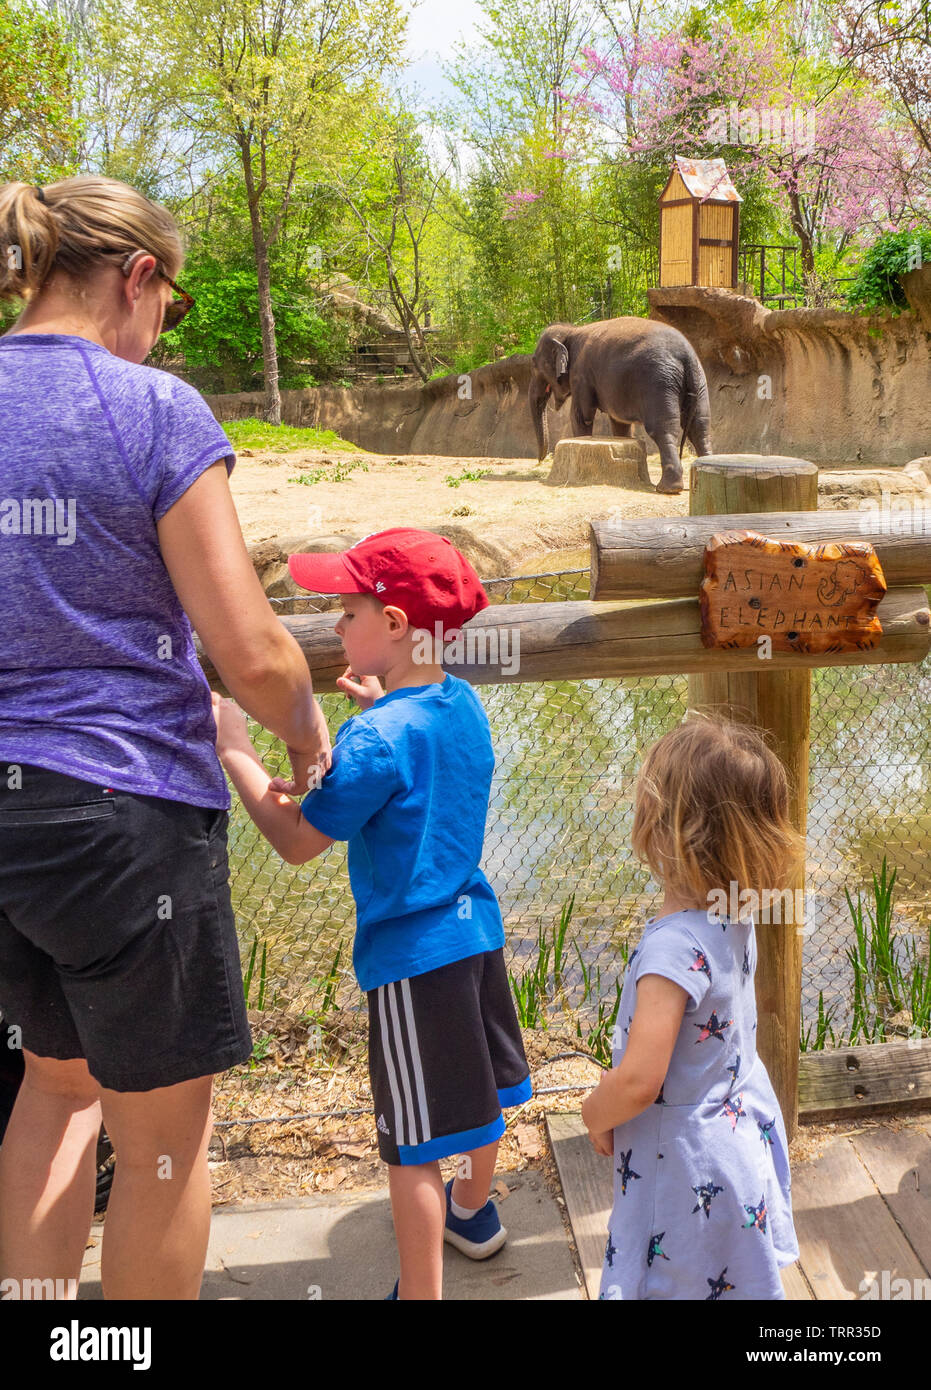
[529,370,550,462]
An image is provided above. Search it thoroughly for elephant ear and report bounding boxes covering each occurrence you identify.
[553,339,569,382]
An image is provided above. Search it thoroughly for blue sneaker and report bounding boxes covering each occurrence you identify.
[443,1178,507,1259]
[385,1279,398,1300]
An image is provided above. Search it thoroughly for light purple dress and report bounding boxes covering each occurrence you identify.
[599,910,799,1300]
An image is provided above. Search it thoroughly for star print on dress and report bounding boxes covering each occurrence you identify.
[622,1015,632,1036]
[726,1054,741,1084]
[647,1233,670,1266]
[720,1094,746,1130]
[706,1268,736,1299]
[742,944,751,975]
[604,1235,617,1268]
[742,1196,767,1233]
[694,1010,733,1043]
[616,1148,641,1195]
[758,1117,776,1147]
[689,948,712,982]
[691,1181,725,1218]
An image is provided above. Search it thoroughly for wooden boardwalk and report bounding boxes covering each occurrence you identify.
[547,1111,931,1299]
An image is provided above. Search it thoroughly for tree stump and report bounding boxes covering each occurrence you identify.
[688,454,818,1142]
[547,437,649,488]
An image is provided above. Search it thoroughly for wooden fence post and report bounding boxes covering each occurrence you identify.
[687,455,819,1141]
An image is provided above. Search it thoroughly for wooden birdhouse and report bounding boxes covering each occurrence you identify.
[658,156,742,289]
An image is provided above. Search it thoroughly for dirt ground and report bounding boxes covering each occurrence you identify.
[228,445,690,575]
[200,1022,931,1213]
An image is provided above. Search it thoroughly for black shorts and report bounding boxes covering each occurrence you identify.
[0,762,253,1092]
[367,947,532,1166]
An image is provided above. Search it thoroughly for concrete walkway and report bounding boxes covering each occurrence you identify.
[78,1168,582,1301]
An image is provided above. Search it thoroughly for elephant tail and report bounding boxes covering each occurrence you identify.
[678,349,707,459]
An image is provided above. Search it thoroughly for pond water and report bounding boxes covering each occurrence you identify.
[228,584,931,1038]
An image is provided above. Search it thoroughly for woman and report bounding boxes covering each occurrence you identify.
[0,176,331,1299]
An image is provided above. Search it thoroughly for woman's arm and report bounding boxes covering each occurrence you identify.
[157,461,331,786]
[581,974,688,1139]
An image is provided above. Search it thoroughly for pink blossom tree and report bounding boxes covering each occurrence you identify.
[579,21,929,276]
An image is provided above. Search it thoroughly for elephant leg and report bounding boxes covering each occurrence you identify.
[647,419,684,494]
[570,387,596,438]
[609,419,633,437]
[688,412,713,458]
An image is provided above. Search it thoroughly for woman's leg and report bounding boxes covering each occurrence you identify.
[98,1073,215,1301]
[0,1050,101,1293]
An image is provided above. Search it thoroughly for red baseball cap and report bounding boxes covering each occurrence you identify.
[288,528,489,632]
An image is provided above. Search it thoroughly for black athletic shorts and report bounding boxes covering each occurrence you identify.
[0,762,253,1092]
[367,947,532,1166]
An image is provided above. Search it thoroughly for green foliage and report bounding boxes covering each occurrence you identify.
[152,254,352,389]
[0,1,81,180]
[289,460,370,484]
[844,857,931,1045]
[243,934,268,1009]
[845,230,931,313]
[799,991,838,1052]
[444,467,489,487]
[223,418,362,453]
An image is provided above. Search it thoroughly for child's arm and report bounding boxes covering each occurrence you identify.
[581,974,688,1145]
[214,695,334,866]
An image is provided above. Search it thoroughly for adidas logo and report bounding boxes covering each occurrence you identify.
[377,1113,390,1134]
[374,581,386,593]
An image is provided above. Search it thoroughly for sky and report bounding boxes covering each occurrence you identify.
[400,0,485,105]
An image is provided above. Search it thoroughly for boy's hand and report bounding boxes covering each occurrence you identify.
[212,693,253,756]
[336,667,384,710]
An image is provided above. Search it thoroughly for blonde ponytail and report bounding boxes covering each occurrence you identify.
[0,175,183,303]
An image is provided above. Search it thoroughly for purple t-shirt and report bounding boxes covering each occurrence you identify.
[0,333,236,807]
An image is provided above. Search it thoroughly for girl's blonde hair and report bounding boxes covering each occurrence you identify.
[631,714,806,908]
[0,175,183,303]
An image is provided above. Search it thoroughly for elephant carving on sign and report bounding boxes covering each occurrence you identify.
[528,317,713,493]
[816,560,866,606]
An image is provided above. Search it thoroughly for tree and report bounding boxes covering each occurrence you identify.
[327,107,449,381]
[0,1,80,181]
[134,0,406,422]
[584,18,928,276]
[834,0,931,216]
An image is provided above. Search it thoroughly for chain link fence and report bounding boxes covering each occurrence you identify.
[226,570,931,1076]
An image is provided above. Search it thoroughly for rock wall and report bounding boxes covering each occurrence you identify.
[206,286,931,465]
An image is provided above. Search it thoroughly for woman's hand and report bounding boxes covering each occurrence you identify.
[270,743,332,797]
[336,667,384,710]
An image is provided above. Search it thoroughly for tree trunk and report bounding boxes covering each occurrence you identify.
[787,189,815,279]
[247,196,281,425]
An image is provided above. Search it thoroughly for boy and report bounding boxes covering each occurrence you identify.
[214,528,532,1300]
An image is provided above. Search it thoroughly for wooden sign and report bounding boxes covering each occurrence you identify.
[700,530,886,654]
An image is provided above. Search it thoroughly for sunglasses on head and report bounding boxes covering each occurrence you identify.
[120,249,194,333]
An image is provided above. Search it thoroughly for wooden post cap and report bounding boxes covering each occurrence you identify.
[691,454,819,475]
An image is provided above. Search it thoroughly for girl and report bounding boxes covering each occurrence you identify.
[581,716,804,1300]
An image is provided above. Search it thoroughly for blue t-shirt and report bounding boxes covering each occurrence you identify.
[0,332,235,807]
[300,673,505,991]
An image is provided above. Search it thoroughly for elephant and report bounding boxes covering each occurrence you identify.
[528,317,713,493]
